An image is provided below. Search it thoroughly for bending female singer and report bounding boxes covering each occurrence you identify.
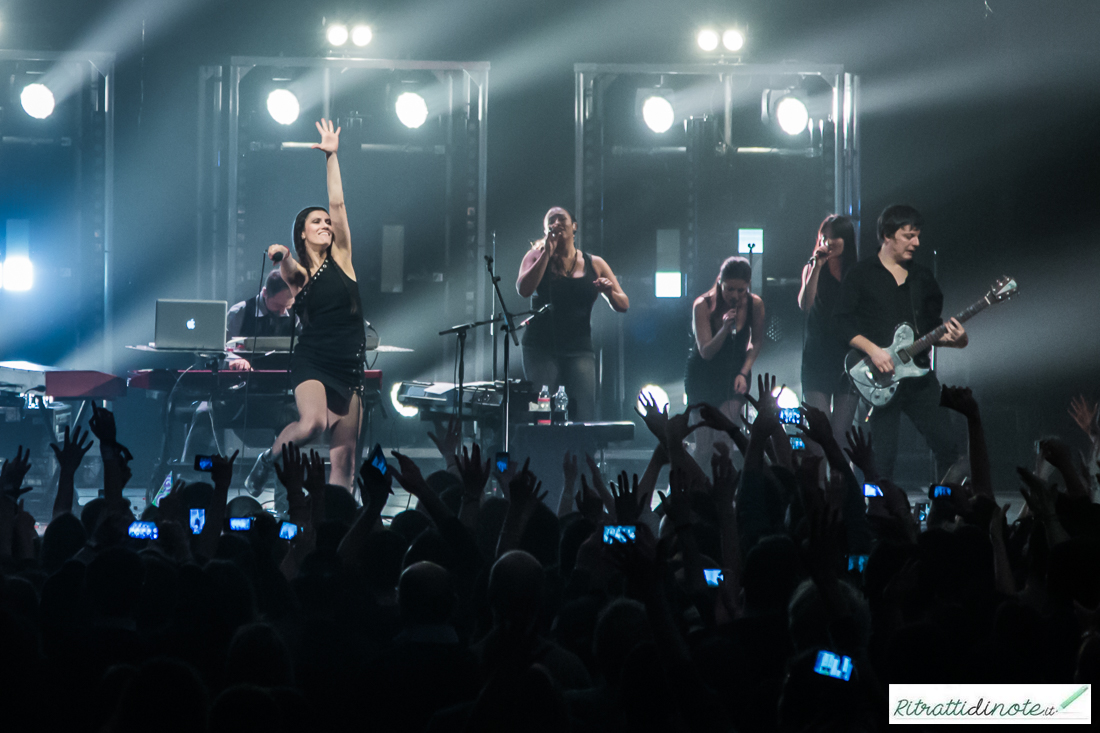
[685,257,765,457]
[797,214,858,447]
[516,207,628,421]
[245,119,366,493]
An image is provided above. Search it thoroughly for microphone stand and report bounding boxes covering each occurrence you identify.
[485,255,521,451]
[438,314,501,427]
[491,231,499,382]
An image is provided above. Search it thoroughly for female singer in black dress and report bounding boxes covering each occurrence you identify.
[798,214,858,447]
[516,207,629,421]
[245,119,366,493]
[685,256,765,459]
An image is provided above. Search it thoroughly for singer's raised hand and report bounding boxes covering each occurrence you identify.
[268,244,289,262]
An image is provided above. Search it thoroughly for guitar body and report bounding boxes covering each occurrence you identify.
[844,323,929,407]
[843,275,1018,409]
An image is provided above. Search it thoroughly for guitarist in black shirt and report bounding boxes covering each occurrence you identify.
[833,204,968,480]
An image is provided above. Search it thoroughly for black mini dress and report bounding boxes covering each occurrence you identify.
[290,255,366,403]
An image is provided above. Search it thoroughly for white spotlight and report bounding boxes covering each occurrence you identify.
[326,23,349,46]
[2,257,34,291]
[351,25,373,47]
[20,83,55,119]
[772,386,800,409]
[266,89,300,125]
[641,95,675,133]
[395,92,428,129]
[390,382,419,418]
[722,29,745,52]
[775,96,809,135]
[697,29,720,51]
[638,384,670,413]
[654,272,682,298]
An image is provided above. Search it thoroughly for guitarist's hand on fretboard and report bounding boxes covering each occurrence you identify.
[936,317,969,348]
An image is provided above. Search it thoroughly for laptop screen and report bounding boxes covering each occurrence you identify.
[154,300,228,351]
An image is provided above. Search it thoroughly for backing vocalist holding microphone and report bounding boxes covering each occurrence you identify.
[244,119,367,495]
[516,207,628,421]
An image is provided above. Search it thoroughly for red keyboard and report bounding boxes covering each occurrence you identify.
[127,369,382,393]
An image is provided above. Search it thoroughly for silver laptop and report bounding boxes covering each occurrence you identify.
[154,299,228,351]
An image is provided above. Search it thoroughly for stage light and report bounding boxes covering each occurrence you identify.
[697,29,720,52]
[775,96,809,135]
[326,23,349,47]
[641,95,675,133]
[772,386,800,409]
[391,382,419,418]
[395,92,428,129]
[351,25,372,47]
[20,83,55,119]
[638,384,670,413]
[655,272,682,298]
[2,257,34,291]
[722,29,745,52]
[266,89,300,125]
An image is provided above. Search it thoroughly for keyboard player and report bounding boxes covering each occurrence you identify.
[224,269,297,371]
[182,269,298,458]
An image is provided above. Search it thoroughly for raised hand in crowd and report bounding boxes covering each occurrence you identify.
[584,453,615,515]
[575,474,604,524]
[0,446,32,502]
[428,417,463,472]
[50,425,93,519]
[357,449,394,515]
[455,443,491,528]
[610,470,642,526]
[304,449,327,530]
[196,449,238,559]
[497,458,547,557]
[274,441,309,526]
[697,402,748,455]
[637,390,670,444]
[845,426,877,481]
[339,452,395,570]
[88,403,118,445]
[940,385,993,498]
[1018,466,1069,547]
[711,443,742,587]
[1039,437,1090,498]
[558,450,579,517]
[1068,394,1098,439]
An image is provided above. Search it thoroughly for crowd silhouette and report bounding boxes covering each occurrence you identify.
[1,380,1098,731]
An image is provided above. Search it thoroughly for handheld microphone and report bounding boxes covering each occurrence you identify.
[271,250,284,263]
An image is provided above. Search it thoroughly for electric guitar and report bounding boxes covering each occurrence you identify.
[845,276,1018,407]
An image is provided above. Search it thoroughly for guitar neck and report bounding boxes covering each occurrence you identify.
[902,295,992,359]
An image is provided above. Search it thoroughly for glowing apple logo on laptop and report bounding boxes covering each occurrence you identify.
[186,319,196,330]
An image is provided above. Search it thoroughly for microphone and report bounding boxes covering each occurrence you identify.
[271,250,284,263]
[518,303,552,329]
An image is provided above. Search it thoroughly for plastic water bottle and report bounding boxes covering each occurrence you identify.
[537,385,551,425]
[552,386,569,424]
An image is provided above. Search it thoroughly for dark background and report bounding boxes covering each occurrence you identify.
[1,0,1098,488]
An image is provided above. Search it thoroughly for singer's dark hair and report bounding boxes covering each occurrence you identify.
[264,269,289,296]
[293,206,330,273]
[817,214,858,275]
[703,256,752,321]
[717,256,752,285]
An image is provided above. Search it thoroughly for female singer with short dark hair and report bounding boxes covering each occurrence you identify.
[245,119,366,494]
[798,214,859,446]
[516,207,629,421]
